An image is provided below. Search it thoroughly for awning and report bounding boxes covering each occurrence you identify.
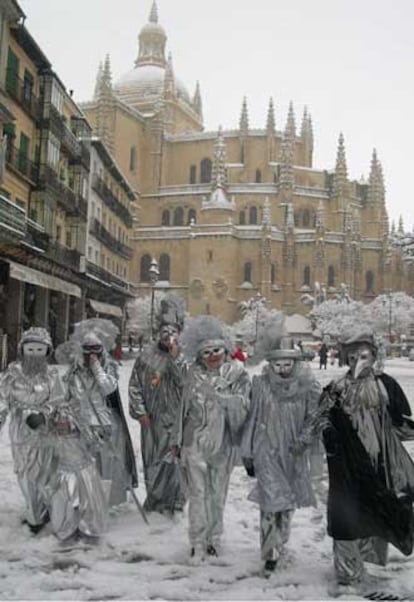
[88,298,123,318]
[7,260,81,298]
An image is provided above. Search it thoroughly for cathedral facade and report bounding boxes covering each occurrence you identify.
[81,1,407,323]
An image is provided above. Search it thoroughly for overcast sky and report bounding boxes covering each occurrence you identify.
[20,0,414,229]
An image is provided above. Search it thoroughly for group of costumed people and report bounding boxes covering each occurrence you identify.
[1,292,414,595]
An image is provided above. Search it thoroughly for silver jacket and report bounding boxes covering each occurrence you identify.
[173,359,251,460]
[241,362,322,513]
[0,362,64,525]
[129,345,186,512]
[63,355,118,429]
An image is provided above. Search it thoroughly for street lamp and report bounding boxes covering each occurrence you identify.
[149,257,159,340]
[254,292,267,348]
[382,291,399,344]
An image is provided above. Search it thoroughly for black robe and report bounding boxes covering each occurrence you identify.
[107,387,138,488]
[323,373,414,555]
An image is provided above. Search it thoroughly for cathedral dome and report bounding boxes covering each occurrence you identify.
[114,1,191,108]
[114,64,191,106]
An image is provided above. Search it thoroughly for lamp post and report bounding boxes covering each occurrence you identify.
[254,292,267,349]
[149,257,159,340]
[382,291,399,345]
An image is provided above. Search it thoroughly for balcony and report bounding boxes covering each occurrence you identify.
[89,218,133,259]
[0,194,26,240]
[86,260,130,292]
[70,141,90,170]
[61,121,81,158]
[26,219,49,252]
[37,164,83,217]
[5,143,38,183]
[5,69,40,122]
[46,240,81,271]
[91,174,133,227]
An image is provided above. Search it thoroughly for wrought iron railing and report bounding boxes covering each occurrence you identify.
[86,260,130,291]
[89,218,133,259]
[37,164,78,215]
[0,194,26,238]
[91,174,133,227]
[5,69,40,122]
[5,143,38,183]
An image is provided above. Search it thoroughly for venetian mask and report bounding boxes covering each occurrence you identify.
[347,344,375,379]
[22,342,49,357]
[159,325,179,347]
[269,358,295,378]
[200,345,226,371]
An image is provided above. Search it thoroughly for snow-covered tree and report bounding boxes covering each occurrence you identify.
[310,299,370,340]
[367,292,414,339]
[125,293,166,341]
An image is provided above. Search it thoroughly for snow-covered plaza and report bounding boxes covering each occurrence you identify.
[0,357,413,601]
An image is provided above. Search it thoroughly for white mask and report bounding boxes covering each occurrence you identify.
[270,358,295,377]
[22,342,48,357]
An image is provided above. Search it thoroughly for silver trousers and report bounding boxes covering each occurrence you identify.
[260,510,293,560]
[182,447,235,548]
[333,538,388,584]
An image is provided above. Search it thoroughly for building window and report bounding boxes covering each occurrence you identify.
[302,208,310,228]
[18,132,29,175]
[303,265,311,286]
[5,48,19,96]
[249,206,257,225]
[140,254,152,283]
[159,253,170,281]
[51,78,64,113]
[239,210,246,225]
[173,206,184,226]
[129,146,137,171]
[188,208,197,224]
[200,158,212,183]
[161,209,170,226]
[65,229,72,248]
[328,265,335,287]
[244,262,252,283]
[255,169,262,183]
[366,270,374,293]
[47,132,60,169]
[271,263,276,284]
[22,69,34,109]
[207,250,213,262]
[189,164,197,184]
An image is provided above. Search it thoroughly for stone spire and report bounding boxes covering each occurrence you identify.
[300,106,313,166]
[398,215,404,234]
[204,127,234,210]
[315,199,326,230]
[332,132,348,199]
[367,148,385,204]
[239,96,249,134]
[93,61,103,100]
[192,80,203,120]
[95,54,115,152]
[149,0,158,22]
[164,51,176,96]
[136,0,167,68]
[266,97,276,136]
[262,197,272,227]
[285,101,296,140]
[300,106,309,138]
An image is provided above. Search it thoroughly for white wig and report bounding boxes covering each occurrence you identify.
[179,315,233,363]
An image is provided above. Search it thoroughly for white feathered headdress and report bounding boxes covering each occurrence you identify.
[179,315,233,362]
[55,318,119,364]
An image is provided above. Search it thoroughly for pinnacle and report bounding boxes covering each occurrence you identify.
[149,0,158,23]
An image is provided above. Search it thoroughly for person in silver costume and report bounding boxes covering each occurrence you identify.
[241,315,322,574]
[60,318,137,508]
[0,327,64,533]
[129,294,186,514]
[171,315,251,565]
[318,331,414,595]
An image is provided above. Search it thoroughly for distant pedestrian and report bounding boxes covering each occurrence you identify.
[128,333,134,353]
[319,342,328,370]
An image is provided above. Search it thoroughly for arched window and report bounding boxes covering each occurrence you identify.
[140,254,151,283]
[303,265,311,286]
[255,169,262,183]
[302,208,310,228]
[271,263,277,284]
[161,209,170,226]
[159,253,170,281]
[173,206,184,226]
[244,262,252,283]
[294,211,300,227]
[188,208,197,224]
[249,206,257,225]
[366,270,374,293]
[328,265,335,287]
[129,146,137,172]
[200,158,212,183]
[239,210,246,225]
[189,164,197,184]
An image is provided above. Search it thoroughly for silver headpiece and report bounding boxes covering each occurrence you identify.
[157,294,186,332]
[55,318,119,364]
[18,327,53,356]
[255,313,301,361]
[179,315,232,362]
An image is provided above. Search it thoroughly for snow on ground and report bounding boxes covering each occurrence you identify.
[0,357,413,600]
